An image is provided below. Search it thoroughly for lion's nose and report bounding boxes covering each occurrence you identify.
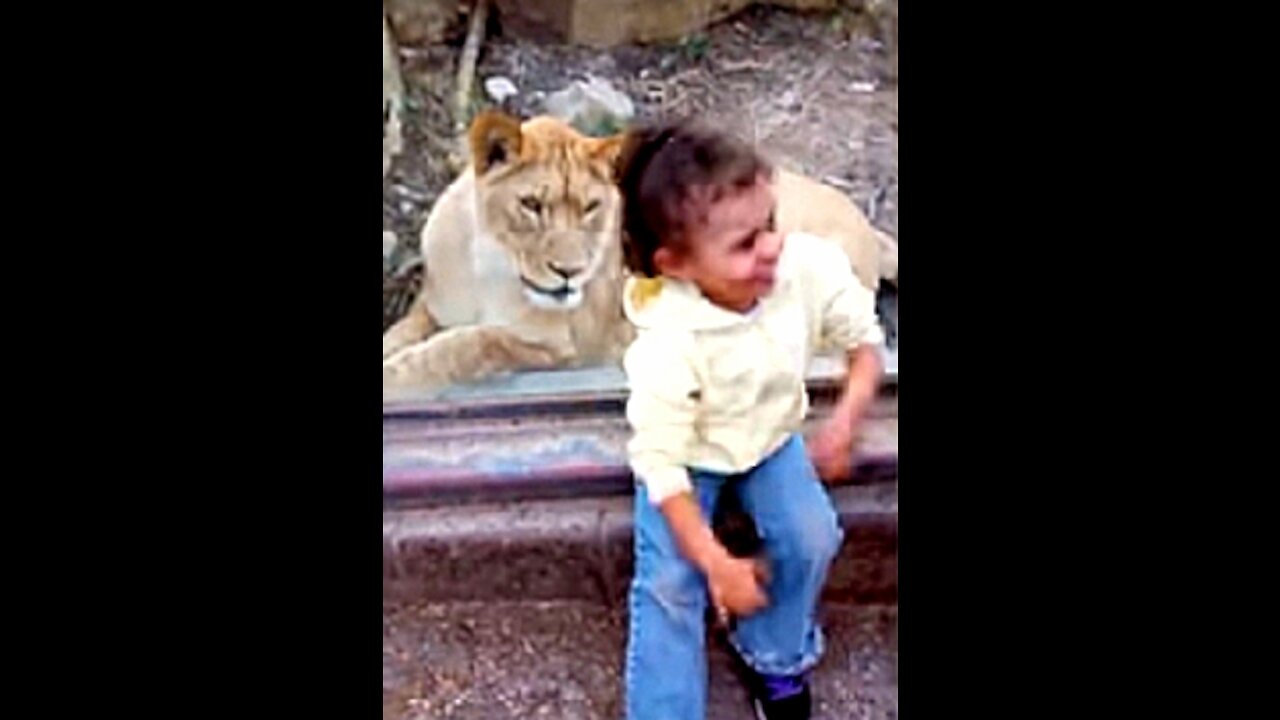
[548,261,585,279]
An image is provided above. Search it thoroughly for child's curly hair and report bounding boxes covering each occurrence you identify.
[615,121,773,278]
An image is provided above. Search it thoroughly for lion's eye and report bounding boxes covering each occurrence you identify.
[583,199,601,215]
[520,196,542,214]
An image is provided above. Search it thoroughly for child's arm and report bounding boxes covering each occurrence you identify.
[623,331,701,506]
[624,331,767,617]
[807,240,887,482]
[659,493,767,618]
[810,344,883,482]
[837,345,883,421]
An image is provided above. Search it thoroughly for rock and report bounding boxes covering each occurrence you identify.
[543,76,635,136]
[384,0,463,46]
[384,231,399,262]
[857,0,898,81]
[883,2,898,81]
[484,76,519,103]
[493,0,838,47]
[777,88,801,111]
[383,232,399,275]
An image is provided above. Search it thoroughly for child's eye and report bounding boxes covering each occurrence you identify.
[737,236,757,252]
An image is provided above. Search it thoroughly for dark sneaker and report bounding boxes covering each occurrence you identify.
[748,672,811,720]
[716,628,813,719]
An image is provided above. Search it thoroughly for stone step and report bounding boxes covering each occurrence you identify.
[385,482,897,606]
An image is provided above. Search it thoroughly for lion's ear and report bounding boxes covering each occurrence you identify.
[469,111,523,175]
[590,133,626,178]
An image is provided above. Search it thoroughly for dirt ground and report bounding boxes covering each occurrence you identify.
[384,599,897,720]
[382,3,898,330]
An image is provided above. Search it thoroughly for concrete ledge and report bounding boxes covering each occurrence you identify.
[384,370,897,509]
[384,482,897,605]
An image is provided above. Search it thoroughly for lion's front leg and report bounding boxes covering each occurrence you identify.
[382,325,570,393]
[875,228,898,286]
[382,298,438,359]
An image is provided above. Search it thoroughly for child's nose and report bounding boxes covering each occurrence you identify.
[759,231,784,262]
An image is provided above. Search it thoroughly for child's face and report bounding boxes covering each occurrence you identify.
[657,175,784,312]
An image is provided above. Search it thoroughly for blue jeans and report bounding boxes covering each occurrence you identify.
[624,434,844,720]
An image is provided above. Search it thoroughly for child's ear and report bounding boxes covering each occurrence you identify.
[653,246,690,280]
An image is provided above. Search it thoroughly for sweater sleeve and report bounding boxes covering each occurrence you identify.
[808,237,886,351]
[623,330,701,506]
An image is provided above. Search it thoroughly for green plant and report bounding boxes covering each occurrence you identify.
[681,33,709,61]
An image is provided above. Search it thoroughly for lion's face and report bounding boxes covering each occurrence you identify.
[470,113,623,311]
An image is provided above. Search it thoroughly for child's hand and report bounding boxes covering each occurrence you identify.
[808,414,858,483]
[811,344,881,482]
[707,553,768,619]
